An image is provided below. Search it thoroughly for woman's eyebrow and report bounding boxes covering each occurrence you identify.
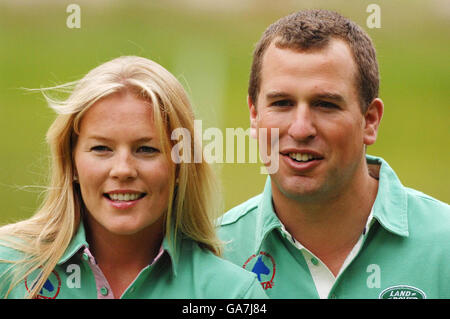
[86,135,154,143]
[86,135,112,142]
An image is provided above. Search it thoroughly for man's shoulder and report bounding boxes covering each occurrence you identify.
[219,193,263,227]
[405,187,449,213]
[404,186,450,230]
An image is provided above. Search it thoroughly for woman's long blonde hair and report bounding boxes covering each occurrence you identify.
[0,56,222,298]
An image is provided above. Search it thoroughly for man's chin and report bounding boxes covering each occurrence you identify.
[271,175,324,202]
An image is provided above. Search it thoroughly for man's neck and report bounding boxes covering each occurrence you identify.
[272,167,379,276]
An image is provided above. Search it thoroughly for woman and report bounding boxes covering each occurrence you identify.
[0,56,266,299]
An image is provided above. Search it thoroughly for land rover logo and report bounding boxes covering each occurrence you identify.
[379,285,426,299]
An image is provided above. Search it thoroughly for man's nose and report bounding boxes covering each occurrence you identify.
[287,105,317,142]
[109,151,138,180]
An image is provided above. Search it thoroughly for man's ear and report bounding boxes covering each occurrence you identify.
[248,95,258,139]
[363,98,384,146]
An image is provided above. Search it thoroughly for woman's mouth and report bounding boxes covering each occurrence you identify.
[103,192,147,202]
[103,192,147,209]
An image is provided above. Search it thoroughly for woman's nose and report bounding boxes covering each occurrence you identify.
[109,151,138,180]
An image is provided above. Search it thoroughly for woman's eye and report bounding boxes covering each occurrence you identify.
[271,99,294,107]
[91,145,111,152]
[137,146,159,154]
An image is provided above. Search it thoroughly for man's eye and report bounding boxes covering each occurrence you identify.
[314,101,339,109]
[271,100,294,107]
[91,145,111,152]
[137,146,159,154]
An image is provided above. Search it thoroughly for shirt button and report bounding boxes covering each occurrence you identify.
[310,257,319,266]
[100,287,109,296]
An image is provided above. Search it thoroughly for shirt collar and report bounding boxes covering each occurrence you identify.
[254,177,282,252]
[58,221,89,265]
[161,228,182,277]
[255,154,409,249]
[57,220,181,276]
[366,155,409,237]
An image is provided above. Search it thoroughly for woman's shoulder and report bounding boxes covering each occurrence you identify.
[0,238,26,277]
[0,238,25,262]
[0,239,27,298]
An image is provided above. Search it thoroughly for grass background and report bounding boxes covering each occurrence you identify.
[0,0,448,225]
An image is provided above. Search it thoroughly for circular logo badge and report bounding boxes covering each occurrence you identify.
[25,268,61,299]
[379,285,426,299]
[243,251,276,290]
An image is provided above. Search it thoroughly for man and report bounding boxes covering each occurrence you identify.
[218,9,450,299]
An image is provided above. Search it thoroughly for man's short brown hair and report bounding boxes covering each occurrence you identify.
[248,9,379,112]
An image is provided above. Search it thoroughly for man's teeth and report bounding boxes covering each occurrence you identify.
[108,193,142,201]
[288,153,317,162]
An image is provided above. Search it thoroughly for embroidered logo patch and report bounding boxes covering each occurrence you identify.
[379,285,426,299]
[25,269,62,299]
[243,252,276,290]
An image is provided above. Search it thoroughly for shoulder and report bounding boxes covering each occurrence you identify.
[179,239,266,298]
[0,241,26,298]
[405,187,449,209]
[0,238,26,267]
[404,187,450,235]
[219,194,262,226]
[217,194,263,248]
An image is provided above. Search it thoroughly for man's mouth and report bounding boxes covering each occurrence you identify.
[287,152,323,163]
[103,192,147,202]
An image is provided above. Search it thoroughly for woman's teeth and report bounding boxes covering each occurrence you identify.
[107,193,143,201]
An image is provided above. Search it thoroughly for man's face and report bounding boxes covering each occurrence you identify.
[251,39,378,203]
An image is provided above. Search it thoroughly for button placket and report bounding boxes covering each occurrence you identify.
[100,286,109,296]
[81,247,114,299]
[310,257,319,266]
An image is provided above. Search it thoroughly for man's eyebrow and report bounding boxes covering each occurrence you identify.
[313,92,345,103]
[265,91,345,103]
[265,91,294,100]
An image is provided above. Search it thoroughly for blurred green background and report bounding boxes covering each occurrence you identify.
[0,0,449,225]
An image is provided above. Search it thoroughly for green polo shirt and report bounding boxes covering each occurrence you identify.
[0,222,267,299]
[218,155,450,299]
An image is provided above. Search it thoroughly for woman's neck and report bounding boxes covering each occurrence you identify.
[83,216,164,297]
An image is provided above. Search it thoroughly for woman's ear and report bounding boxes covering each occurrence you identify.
[363,98,384,146]
[248,95,258,139]
[73,169,79,182]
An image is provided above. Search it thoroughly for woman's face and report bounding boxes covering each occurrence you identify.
[73,91,172,237]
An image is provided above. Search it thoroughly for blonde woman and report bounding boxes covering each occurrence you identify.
[0,56,267,299]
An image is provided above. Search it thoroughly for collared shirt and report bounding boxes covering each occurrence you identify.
[0,222,268,299]
[278,212,375,299]
[218,155,450,299]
